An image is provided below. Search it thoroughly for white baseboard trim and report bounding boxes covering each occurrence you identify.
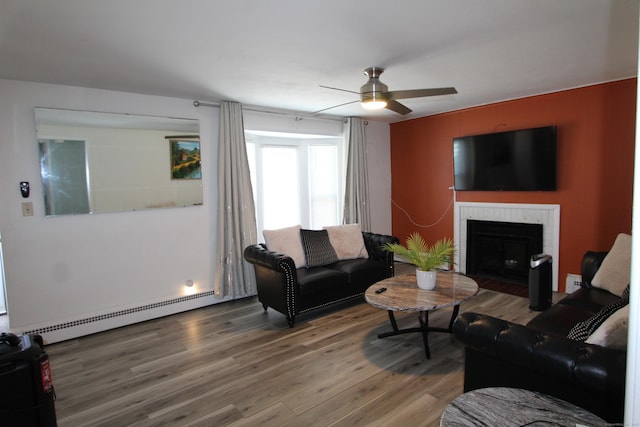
[15,291,236,344]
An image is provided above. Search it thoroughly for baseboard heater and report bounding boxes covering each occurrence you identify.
[20,290,220,344]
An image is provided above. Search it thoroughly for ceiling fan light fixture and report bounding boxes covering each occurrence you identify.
[360,91,388,110]
[360,67,389,110]
[318,66,456,115]
[361,99,387,110]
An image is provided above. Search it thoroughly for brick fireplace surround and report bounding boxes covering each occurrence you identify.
[454,202,560,291]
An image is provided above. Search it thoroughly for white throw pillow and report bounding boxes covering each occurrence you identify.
[591,233,632,297]
[263,225,305,268]
[323,224,369,260]
[586,304,629,350]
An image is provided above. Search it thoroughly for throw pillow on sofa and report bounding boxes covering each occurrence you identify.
[586,304,629,350]
[591,233,631,297]
[567,285,630,341]
[263,224,306,268]
[300,229,339,268]
[323,224,369,260]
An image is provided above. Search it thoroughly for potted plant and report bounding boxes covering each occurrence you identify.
[383,233,456,290]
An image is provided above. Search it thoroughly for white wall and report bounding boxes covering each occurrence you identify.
[0,79,392,343]
[365,120,392,235]
[0,79,218,342]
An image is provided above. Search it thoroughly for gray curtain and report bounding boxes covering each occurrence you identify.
[343,117,372,231]
[214,101,257,298]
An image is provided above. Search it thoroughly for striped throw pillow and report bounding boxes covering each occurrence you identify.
[300,229,339,268]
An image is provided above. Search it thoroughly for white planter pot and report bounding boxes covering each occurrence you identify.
[416,269,437,290]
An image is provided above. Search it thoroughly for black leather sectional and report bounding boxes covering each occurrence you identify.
[452,251,626,423]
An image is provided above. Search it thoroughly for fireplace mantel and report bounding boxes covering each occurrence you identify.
[454,202,560,291]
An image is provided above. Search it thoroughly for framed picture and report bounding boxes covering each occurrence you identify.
[169,138,201,179]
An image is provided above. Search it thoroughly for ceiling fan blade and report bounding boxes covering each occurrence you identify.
[385,100,412,115]
[312,100,359,115]
[319,85,361,95]
[387,87,457,100]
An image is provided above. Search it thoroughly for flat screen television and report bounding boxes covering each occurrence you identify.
[453,126,557,191]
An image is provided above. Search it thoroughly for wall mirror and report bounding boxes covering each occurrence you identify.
[35,108,202,216]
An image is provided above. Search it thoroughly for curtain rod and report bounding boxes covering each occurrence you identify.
[193,100,348,123]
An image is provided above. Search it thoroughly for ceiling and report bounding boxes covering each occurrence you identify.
[1,0,638,123]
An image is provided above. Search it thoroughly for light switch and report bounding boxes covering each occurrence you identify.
[21,202,33,216]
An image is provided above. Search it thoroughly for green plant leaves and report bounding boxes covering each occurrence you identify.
[383,233,456,271]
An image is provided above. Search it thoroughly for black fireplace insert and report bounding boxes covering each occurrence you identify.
[466,220,543,285]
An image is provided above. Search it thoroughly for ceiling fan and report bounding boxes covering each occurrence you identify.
[316,67,457,115]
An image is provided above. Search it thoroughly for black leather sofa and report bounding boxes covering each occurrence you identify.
[453,251,626,423]
[244,231,398,327]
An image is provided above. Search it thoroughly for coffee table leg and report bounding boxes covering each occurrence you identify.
[387,310,399,331]
[419,311,431,359]
[448,304,461,332]
[378,306,461,360]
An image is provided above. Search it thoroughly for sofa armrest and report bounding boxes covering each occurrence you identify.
[581,251,608,288]
[244,244,296,273]
[244,244,298,324]
[453,312,626,405]
[362,232,399,275]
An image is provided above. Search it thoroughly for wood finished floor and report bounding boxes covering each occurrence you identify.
[46,268,553,427]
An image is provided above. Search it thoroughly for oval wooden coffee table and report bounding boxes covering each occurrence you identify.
[365,272,478,359]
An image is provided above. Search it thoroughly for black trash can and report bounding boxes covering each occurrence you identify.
[0,333,57,426]
[529,254,552,311]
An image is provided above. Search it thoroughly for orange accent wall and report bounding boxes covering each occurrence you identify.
[390,79,636,291]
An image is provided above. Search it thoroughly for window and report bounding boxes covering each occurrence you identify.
[246,131,344,241]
